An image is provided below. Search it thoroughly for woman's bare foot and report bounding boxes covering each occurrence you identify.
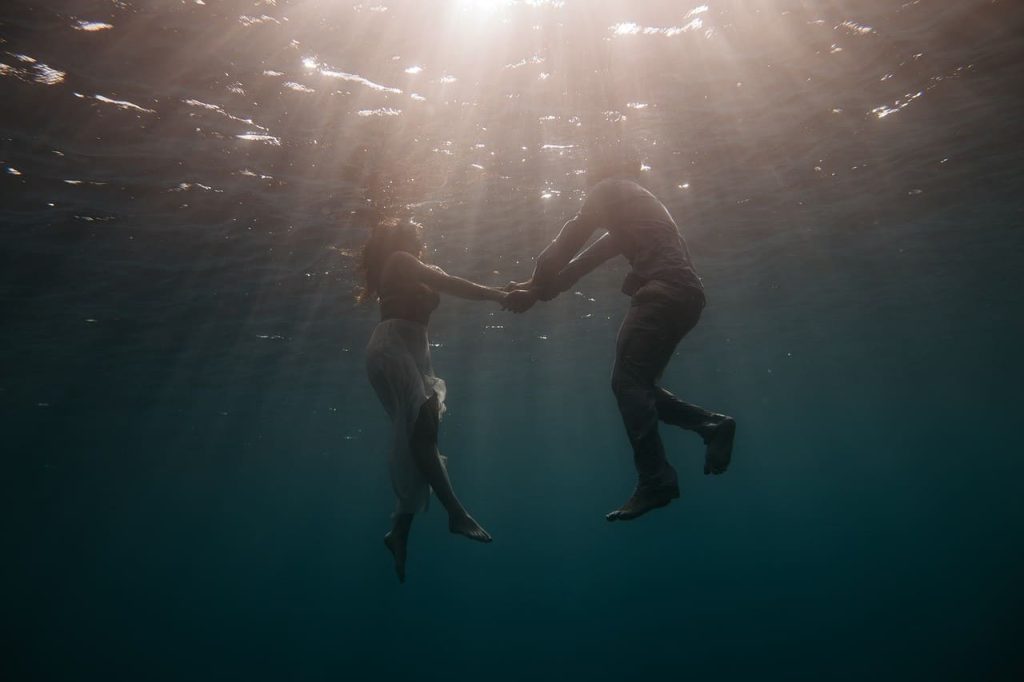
[384,513,413,583]
[449,513,492,543]
[384,531,408,583]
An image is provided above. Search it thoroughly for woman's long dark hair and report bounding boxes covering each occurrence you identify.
[356,218,424,304]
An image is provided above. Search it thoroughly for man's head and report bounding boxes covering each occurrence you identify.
[585,141,642,187]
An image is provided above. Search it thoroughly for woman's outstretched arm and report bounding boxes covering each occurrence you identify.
[424,268,507,302]
[393,252,507,303]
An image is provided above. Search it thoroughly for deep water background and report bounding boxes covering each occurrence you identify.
[2,1,1023,680]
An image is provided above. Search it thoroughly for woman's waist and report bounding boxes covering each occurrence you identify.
[379,312,431,325]
[379,289,439,321]
[368,318,432,351]
[371,317,430,335]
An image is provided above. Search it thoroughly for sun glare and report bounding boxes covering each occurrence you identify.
[456,0,514,18]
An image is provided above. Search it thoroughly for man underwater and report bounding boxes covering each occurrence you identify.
[505,143,736,521]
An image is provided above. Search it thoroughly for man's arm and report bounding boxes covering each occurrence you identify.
[530,213,598,293]
[550,232,621,294]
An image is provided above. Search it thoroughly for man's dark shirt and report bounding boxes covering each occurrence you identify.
[570,177,703,296]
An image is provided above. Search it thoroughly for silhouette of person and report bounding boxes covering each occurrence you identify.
[360,218,501,582]
[504,143,736,521]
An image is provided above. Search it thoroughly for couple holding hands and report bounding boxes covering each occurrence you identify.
[361,146,735,582]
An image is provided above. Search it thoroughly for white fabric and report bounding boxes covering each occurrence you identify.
[366,319,447,515]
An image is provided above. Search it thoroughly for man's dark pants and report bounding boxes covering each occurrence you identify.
[611,284,715,491]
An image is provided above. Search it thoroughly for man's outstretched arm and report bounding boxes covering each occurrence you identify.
[550,232,620,294]
[529,214,597,294]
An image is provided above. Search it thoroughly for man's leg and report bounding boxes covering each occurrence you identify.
[654,388,717,431]
[655,387,735,474]
[606,298,687,521]
[649,294,717,432]
[636,292,736,476]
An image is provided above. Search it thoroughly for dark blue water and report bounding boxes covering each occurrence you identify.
[3,1,1023,679]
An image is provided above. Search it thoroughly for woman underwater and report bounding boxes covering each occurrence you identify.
[360,218,507,582]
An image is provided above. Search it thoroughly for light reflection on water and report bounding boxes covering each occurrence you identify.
[304,57,405,94]
[1,53,66,85]
[0,0,1018,304]
[92,94,155,114]
[236,132,282,145]
[72,20,113,32]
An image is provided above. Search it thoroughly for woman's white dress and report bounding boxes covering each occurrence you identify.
[366,318,447,515]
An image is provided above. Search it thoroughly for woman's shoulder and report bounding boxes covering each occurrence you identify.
[384,250,421,268]
[381,251,446,292]
[381,250,423,278]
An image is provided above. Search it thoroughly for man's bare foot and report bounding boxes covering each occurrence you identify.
[384,530,408,583]
[703,416,736,475]
[606,484,680,522]
[449,513,493,543]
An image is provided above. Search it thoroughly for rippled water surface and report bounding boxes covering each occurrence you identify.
[3,1,1023,679]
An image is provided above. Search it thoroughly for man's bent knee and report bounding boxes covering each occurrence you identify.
[611,370,652,399]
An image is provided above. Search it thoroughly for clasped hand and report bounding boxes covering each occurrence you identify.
[500,277,562,312]
[502,285,537,313]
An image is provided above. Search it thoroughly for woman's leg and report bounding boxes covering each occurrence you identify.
[384,513,414,583]
[410,394,492,543]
